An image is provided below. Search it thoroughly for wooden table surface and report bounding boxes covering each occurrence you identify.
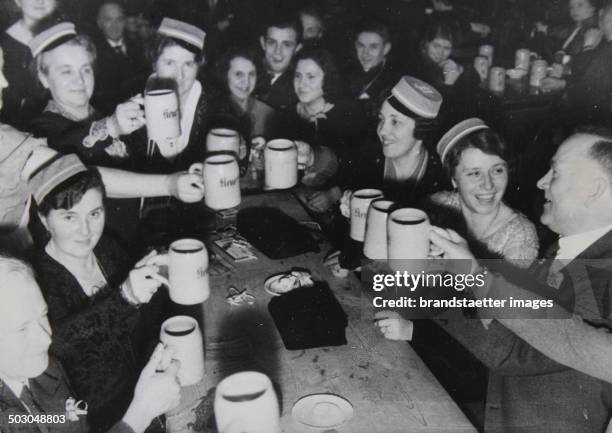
[200,191,477,433]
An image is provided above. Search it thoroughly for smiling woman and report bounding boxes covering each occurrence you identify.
[430,118,538,265]
[28,22,145,167]
[30,154,167,431]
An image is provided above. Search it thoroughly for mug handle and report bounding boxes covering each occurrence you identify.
[142,253,170,286]
[188,163,206,193]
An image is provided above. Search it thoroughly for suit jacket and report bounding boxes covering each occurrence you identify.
[90,32,149,115]
[430,229,612,432]
[0,357,133,433]
[254,70,297,112]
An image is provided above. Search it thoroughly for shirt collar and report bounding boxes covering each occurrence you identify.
[107,38,124,48]
[556,223,612,261]
[0,373,26,398]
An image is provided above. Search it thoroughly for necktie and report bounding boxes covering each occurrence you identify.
[20,385,51,433]
[113,45,125,57]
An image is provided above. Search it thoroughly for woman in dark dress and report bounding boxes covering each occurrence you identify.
[29,23,144,168]
[29,156,166,432]
[130,17,225,175]
[274,47,369,213]
[329,76,450,273]
[0,0,57,129]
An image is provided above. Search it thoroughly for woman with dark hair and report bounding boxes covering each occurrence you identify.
[430,118,538,264]
[274,47,368,213]
[30,154,166,432]
[329,76,450,273]
[410,21,464,93]
[215,46,276,141]
[130,17,227,174]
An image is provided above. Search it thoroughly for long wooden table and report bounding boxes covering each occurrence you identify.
[200,191,477,433]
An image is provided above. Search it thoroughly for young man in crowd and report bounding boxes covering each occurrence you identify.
[254,14,302,111]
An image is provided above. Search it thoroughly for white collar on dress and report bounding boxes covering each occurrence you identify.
[6,21,33,46]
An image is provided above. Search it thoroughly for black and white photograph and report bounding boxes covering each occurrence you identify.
[1,0,612,432]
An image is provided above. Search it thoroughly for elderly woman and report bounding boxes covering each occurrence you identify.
[0,0,57,128]
[215,46,276,143]
[131,18,224,174]
[29,22,144,167]
[0,43,204,255]
[30,154,166,431]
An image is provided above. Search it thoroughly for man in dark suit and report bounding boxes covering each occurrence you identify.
[253,14,302,112]
[91,1,149,115]
[424,126,612,432]
[0,254,180,433]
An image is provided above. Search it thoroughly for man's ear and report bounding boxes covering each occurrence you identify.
[295,42,303,53]
[383,42,391,56]
[259,36,266,51]
[38,71,49,89]
[586,176,609,206]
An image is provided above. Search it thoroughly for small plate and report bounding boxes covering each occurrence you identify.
[291,393,353,429]
[263,273,289,296]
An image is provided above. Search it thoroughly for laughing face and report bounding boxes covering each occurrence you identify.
[453,147,508,216]
[536,135,603,236]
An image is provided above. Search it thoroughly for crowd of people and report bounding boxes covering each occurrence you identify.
[2,0,612,432]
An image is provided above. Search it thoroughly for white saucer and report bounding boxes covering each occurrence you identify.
[291,393,353,429]
[263,274,287,296]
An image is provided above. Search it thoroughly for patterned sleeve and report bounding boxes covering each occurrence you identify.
[502,213,539,267]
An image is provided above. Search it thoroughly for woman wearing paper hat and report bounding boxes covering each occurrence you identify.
[130,17,226,173]
[29,154,169,430]
[0,43,204,255]
[28,21,147,167]
[338,75,449,207]
[329,76,450,274]
[430,117,538,265]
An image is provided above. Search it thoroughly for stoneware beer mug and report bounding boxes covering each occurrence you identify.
[363,199,395,259]
[206,128,240,155]
[529,59,548,88]
[144,74,181,152]
[214,371,281,433]
[153,238,210,304]
[350,189,384,242]
[190,155,241,210]
[264,139,298,189]
[160,316,205,386]
[515,48,531,71]
[387,208,430,272]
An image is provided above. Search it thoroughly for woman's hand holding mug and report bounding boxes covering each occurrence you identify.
[112,94,146,136]
[121,250,168,304]
[441,60,463,85]
[295,140,315,170]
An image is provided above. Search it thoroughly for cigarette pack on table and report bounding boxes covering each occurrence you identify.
[214,236,258,262]
[216,208,238,229]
